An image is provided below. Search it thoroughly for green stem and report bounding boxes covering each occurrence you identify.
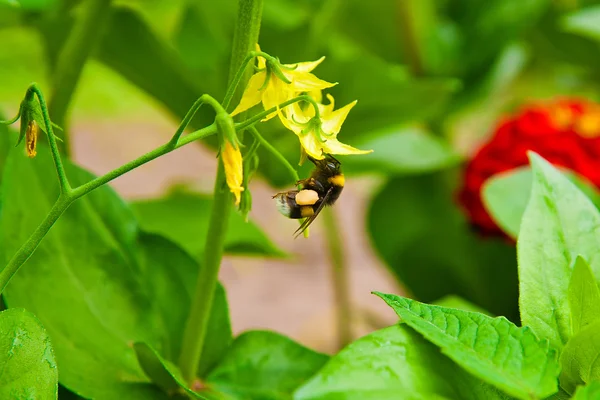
[0,195,71,294]
[178,162,231,382]
[248,126,298,182]
[178,0,264,384]
[322,207,353,349]
[0,103,21,125]
[72,124,217,199]
[29,84,71,193]
[396,0,425,77]
[48,0,113,155]
[226,0,264,109]
[235,94,320,131]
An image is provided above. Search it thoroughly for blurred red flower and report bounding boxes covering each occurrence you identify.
[458,98,600,237]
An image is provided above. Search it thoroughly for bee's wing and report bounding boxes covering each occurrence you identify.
[293,187,333,239]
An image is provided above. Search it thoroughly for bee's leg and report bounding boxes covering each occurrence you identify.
[271,191,288,199]
[296,177,315,187]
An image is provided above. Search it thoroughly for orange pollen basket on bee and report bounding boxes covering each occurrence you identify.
[26,120,38,158]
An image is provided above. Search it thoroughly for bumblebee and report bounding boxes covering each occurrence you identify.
[273,154,345,237]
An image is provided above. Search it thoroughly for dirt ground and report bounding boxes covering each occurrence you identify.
[72,118,401,354]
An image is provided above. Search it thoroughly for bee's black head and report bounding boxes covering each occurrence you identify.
[309,154,341,176]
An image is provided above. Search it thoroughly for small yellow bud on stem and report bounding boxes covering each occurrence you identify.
[25,120,38,158]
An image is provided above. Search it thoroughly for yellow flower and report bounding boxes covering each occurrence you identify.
[278,94,373,160]
[222,140,244,205]
[231,46,336,120]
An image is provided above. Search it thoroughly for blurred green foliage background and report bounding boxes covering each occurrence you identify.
[3,0,600,325]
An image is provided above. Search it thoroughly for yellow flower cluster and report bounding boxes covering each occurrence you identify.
[232,45,372,160]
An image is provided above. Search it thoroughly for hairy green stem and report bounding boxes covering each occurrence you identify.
[48,0,112,155]
[322,207,353,349]
[248,126,298,182]
[178,0,264,384]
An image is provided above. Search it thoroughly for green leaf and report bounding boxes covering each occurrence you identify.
[518,153,600,350]
[546,388,571,400]
[571,381,600,400]
[561,6,600,42]
[137,233,232,378]
[342,125,460,176]
[173,2,233,92]
[134,342,209,399]
[132,191,286,259]
[96,7,214,129]
[12,0,56,10]
[482,167,532,239]
[294,324,510,400]
[375,292,560,400]
[0,147,231,398]
[207,330,328,400]
[0,0,19,8]
[367,170,519,320]
[319,48,461,142]
[559,320,600,394]
[0,308,57,399]
[433,295,493,316]
[568,256,600,335]
[482,167,600,239]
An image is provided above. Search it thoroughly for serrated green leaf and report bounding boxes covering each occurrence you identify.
[568,256,600,335]
[367,170,519,320]
[294,324,511,400]
[559,320,600,394]
[132,191,286,259]
[571,381,600,399]
[482,166,600,239]
[207,330,328,400]
[0,147,230,399]
[561,6,600,42]
[0,308,57,399]
[518,153,600,350]
[375,292,560,400]
[134,342,210,399]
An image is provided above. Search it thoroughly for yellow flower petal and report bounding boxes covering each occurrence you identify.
[284,56,325,73]
[284,102,312,125]
[322,138,373,155]
[222,141,244,205]
[307,90,323,104]
[283,70,337,92]
[321,100,357,135]
[298,129,326,160]
[231,71,267,116]
[255,43,266,69]
[318,93,335,116]
[277,106,299,132]
[261,76,292,121]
